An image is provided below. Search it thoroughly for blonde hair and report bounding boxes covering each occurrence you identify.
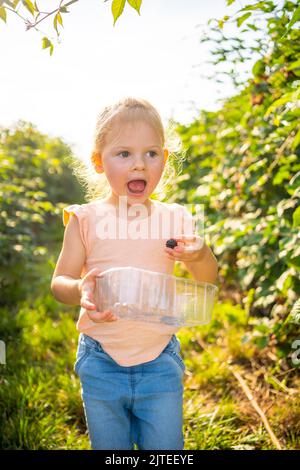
[69,97,186,202]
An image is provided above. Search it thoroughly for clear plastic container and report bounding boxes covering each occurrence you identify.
[95,267,218,326]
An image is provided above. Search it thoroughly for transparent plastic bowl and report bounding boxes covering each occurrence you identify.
[95,267,218,327]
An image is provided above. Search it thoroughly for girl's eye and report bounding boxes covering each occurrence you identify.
[118,150,158,158]
[119,151,130,158]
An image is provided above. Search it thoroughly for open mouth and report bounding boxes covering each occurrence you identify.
[127,179,147,195]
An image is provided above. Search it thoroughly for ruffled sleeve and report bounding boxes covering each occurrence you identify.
[62,203,89,252]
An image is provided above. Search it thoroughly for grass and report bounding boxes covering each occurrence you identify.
[0,256,299,449]
[178,304,300,450]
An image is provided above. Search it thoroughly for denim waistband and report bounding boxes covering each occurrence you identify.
[79,332,179,354]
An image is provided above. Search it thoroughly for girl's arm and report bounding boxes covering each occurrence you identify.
[165,238,218,285]
[51,215,118,323]
[51,215,85,305]
[182,243,218,284]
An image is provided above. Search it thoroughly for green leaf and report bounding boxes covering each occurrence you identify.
[112,0,126,26]
[247,23,258,31]
[218,15,230,29]
[64,0,79,6]
[237,12,252,27]
[127,0,141,15]
[42,36,51,49]
[227,0,236,5]
[42,36,54,55]
[241,1,275,13]
[0,6,7,22]
[252,59,265,77]
[264,88,300,117]
[285,299,300,325]
[281,4,300,38]
[292,206,300,228]
[53,14,58,34]
[57,11,63,26]
[287,59,300,71]
[255,335,269,349]
[53,11,63,34]
[2,0,14,7]
[286,4,300,32]
[292,127,300,150]
[21,0,35,16]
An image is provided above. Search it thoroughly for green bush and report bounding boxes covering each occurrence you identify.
[0,120,84,305]
[171,0,300,354]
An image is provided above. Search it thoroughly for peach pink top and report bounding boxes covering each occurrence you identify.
[62,198,194,367]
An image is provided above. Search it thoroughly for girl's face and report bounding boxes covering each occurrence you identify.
[100,119,168,207]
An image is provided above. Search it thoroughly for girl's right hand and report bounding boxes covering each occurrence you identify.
[79,267,118,323]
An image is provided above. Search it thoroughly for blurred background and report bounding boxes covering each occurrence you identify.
[0,0,240,160]
[0,0,299,450]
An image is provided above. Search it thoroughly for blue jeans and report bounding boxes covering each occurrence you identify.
[74,332,185,450]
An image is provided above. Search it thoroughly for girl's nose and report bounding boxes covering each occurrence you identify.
[132,155,145,170]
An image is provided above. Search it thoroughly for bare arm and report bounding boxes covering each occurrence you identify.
[183,243,219,285]
[51,213,117,322]
[51,214,85,305]
[165,236,219,285]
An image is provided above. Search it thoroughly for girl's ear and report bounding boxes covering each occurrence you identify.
[163,148,169,164]
[91,151,104,173]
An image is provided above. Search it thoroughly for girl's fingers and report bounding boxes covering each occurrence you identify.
[81,289,98,310]
[165,247,176,256]
[88,310,117,322]
[165,253,176,261]
[174,245,184,252]
[81,270,103,295]
[183,239,204,252]
[81,270,114,320]
[81,269,102,290]
[106,312,118,321]
[171,235,204,253]
[81,299,96,310]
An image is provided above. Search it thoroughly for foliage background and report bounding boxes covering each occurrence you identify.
[0,0,299,450]
[170,0,300,356]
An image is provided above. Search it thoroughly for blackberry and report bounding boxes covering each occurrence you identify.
[166,238,178,249]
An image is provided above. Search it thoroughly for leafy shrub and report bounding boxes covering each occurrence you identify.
[0,120,84,305]
[171,1,300,354]
[173,1,300,314]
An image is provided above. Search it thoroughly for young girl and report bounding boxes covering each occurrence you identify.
[51,97,218,450]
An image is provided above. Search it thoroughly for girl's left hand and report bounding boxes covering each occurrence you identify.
[164,234,205,263]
